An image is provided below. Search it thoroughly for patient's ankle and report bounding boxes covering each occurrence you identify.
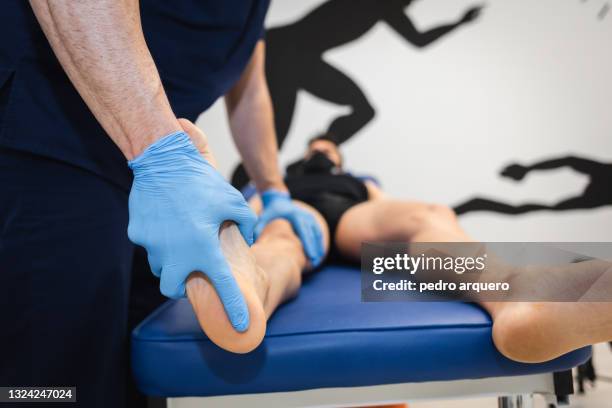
[257,219,300,244]
[255,219,308,268]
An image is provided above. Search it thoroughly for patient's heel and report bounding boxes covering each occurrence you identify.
[186,222,267,354]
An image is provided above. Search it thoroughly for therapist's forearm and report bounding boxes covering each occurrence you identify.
[29,0,181,160]
[226,41,286,192]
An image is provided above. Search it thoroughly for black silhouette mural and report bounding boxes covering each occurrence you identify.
[231,0,483,187]
[454,156,612,215]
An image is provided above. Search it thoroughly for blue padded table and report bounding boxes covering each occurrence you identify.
[132,265,590,407]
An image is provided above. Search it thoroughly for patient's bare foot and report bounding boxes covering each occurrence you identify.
[490,301,612,363]
[186,217,321,353]
[186,222,269,354]
[474,259,612,362]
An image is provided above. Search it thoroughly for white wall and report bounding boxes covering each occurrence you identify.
[197,0,612,241]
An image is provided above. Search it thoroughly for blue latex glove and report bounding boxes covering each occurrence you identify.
[127,131,257,332]
[255,189,325,267]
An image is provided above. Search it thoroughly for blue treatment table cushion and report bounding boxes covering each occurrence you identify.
[132,265,590,397]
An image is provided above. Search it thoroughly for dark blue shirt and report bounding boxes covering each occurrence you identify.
[0,0,269,190]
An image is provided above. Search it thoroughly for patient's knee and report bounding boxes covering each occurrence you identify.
[427,203,457,222]
[395,203,457,236]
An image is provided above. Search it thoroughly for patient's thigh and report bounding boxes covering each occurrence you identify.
[334,199,443,260]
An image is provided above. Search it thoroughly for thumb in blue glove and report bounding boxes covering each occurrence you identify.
[127,131,257,332]
[254,189,325,267]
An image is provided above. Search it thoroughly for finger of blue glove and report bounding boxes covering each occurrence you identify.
[218,186,257,246]
[147,252,162,278]
[158,256,250,332]
[232,205,257,247]
[293,213,324,267]
[310,219,324,265]
[203,250,250,332]
[253,211,273,241]
[307,216,324,266]
[159,263,190,300]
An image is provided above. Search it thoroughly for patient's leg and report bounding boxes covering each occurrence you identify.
[250,206,330,317]
[335,199,612,363]
[334,200,470,259]
[187,204,329,354]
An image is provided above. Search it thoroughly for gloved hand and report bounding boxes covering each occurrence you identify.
[255,189,325,267]
[127,131,257,332]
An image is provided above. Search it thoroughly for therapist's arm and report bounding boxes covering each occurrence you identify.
[29,0,181,159]
[30,1,258,331]
[225,41,325,266]
[225,40,287,193]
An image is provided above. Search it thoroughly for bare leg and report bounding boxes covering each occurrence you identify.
[335,200,470,259]
[335,199,612,363]
[251,202,330,317]
[187,203,329,354]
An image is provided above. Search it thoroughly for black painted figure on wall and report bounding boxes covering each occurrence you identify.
[454,156,612,215]
[231,0,483,187]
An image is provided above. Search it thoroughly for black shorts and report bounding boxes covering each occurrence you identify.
[301,192,364,262]
[285,173,369,263]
